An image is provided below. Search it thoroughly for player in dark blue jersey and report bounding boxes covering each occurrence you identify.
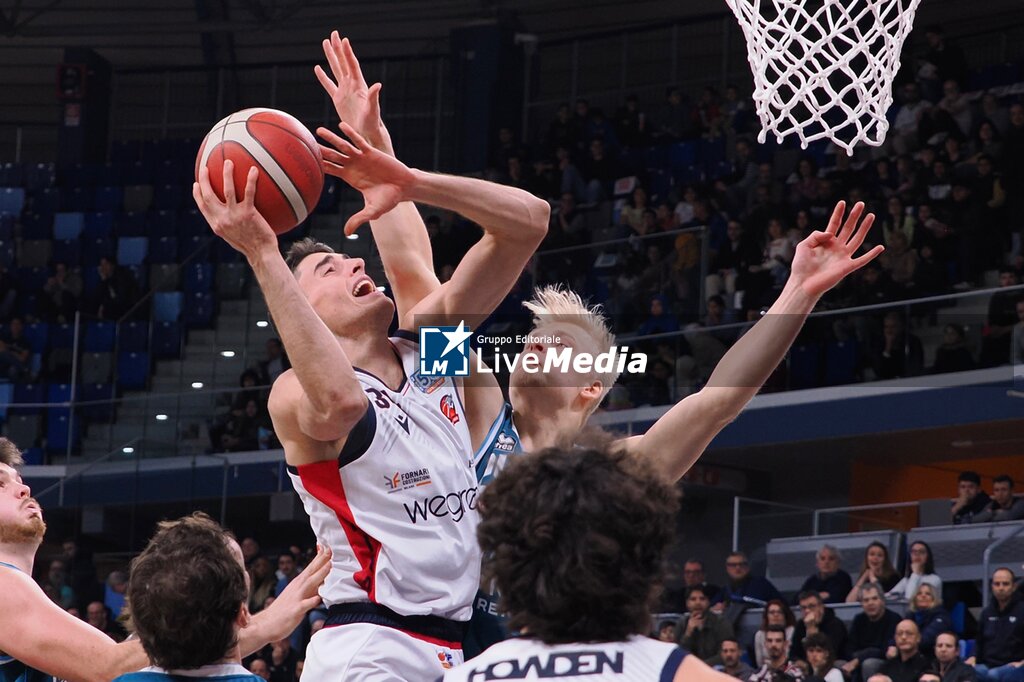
[113,513,262,682]
[0,438,329,682]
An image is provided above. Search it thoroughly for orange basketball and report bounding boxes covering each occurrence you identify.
[196,108,324,234]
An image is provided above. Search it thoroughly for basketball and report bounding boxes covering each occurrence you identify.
[195,107,324,234]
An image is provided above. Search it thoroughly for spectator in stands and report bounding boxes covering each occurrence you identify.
[717,638,755,681]
[914,244,948,296]
[880,231,918,293]
[952,470,991,524]
[619,187,650,232]
[249,556,276,615]
[614,94,647,147]
[906,583,951,656]
[891,84,930,155]
[881,197,919,248]
[792,590,850,663]
[972,475,1024,523]
[848,542,902,602]
[754,600,796,667]
[800,545,853,605]
[753,218,796,290]
[657,619,677,643]
[257,338,290,385]
[241,536,260,567]
[581,138,622,203]
[42,558,75,609]
[545,103,577,154]
[655,87,694,141]
[250,658,271,681]
[713,551,783,611]
[936,81,972,138]
[676,584,735,661]
[888,541,943,602]
[871,620,931,682]
[91,256,140,321]
[104,569,127,620]
[843,583,902,682]
[267,637,298,682]
[932,324,976,374]
[749,625,805,682]
[0,316,31,381]
[86,601,126,643]
[968,568,1024,681]
[683,558,722,606]
[980,269,1021,367]
[707,220,757,305]
[804,632,844,682]
[42,263,82,323]
[934,632,977,682]
[694,87,724,139]
[637,295,680,336]
[788,158,821,209]
[921,27,969,92]
[871,312,924,379]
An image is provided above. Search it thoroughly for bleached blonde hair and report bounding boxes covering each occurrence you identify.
[523,285,619,411]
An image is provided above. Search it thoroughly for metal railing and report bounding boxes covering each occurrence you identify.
[732,496,816,553]
[982,524,1024,609]
[812,501,921,536]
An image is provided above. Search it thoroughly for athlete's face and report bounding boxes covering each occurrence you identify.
[509,322,604,413]
[0,463,45,545]
[294,252,394,335]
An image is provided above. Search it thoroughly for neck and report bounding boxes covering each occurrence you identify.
[769,657,787,669]
[996,596,1011,610]
[0,541,38,574]
[510,394,582,452]
[340,329,402,387]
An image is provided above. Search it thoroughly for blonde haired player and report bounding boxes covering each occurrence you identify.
[317,33,884,656]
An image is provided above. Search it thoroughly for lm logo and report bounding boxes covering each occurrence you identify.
[419,321,472,377]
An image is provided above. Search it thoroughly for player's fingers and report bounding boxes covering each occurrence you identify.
[323,34,346,82]
[243,166,259,206]
[344,207,375,235]
[804,231,831,249]
[850,244,885,269]
[836,201,864,243]
[368,82,383,119]
[330,31,348,79]
[846,212,876,250]
[222,160,236,205]
[319,145,349,166]
[316,127,356,156]
[299,595,324,613]
[314,65,337,96]
[338,121,370,152]
[342,37,368,87]
[192,182,211,217]
[824,200,846,236]
[196,166,215,206]
[321,159,346,179]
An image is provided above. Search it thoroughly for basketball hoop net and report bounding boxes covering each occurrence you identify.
[726,0,923,155]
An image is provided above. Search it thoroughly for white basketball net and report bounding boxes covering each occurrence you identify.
[726,0,922,155]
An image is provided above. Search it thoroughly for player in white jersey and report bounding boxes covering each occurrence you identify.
[194,38,549,679]
[318,36,886,656]
[0,437,328,682]
[441,442,733,682]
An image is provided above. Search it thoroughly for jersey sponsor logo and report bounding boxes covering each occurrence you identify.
[384,467,432,494]
[438,652,456,669]
[403,486,477,523]
[495,432,516,452]
[467,651,624,680]
[394,412,410,433]
[440,394,460,425]
[410,370,446,394]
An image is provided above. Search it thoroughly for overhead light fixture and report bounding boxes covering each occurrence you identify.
[347,233,359,240]
[191,382,204,389]
[155,414,168,421]
[256,320,269,328]
[122,447,134,454]
[220,350,235,358]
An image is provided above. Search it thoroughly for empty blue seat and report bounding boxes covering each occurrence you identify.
[125,264,147,290]
[52,239,81,266]
[53,212,85,240]
[111,140,141,166]
[22,323,49,353]
[11,383,45,415]
[0,162,24,187]
[153,292,183,322]
[179,208,208,237]
[32,187,60,215]
[669,142,698,171]
[115,211,148,237]
[47,383,72,404]
[20,212,51,240]
[155,160,190,186]
[83,321,116,352]
[24,163,56,191]
[50,324,75,349]
[789,343,822,389]
[82,267,100,296]
[0,241,13,268]
[46,411,80,454]
[79,383,115,420]
[0,383,12,420]
[153,184,185,210]
[0,214,13,241]
[82,236,114,263]
[150,236,178,264]
[184,262,214,294]
[0,188,26,214]
[698,138,727,167]
[118,320,149,352]
[83,211,114,238]
[20,448,43,466]
[117,236,149,266]
[674,165,703,187]
[17,267,49,292]
[177,234,205,261]
[93,186,124,212]
[152,321,181,358]
[183,292,214,329]
[150,209,178,237]
[63,187,93,212]
[824,339,858,386]
[212,238,242,263]
[116,351,150,390]
[644,146,670,169]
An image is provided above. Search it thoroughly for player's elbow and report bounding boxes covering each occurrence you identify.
[305,394,369,442]
[526,198,551,241]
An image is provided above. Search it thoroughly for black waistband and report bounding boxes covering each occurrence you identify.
[325,603,467,644]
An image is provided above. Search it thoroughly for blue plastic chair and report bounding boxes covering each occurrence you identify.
[0,213,13,241]
[116,351,150,390]
[83,321,117,352]
[11,383,45,415]
[22,323,49,353]
[149,237,178,264]
[0,383,12,420]
[47,383,72,405]
[118,320,149,353]
[154,184,185,210]
[53,212,85,241]
[79,383,115,420]
[0,188,26,214]
[117,236,149,266]
[115,211,148,238]
[153,292,184,323]
[183,292,214,329]
[82,237,114,263]
[50,324,75,349]
[63,187,94,212]
[46,411,80,454]
[52,240,80,266]
[824,339,859,386]
[83,211,114,238]
[184,262,214,294]
[93,186,124,212]
[152,321,182,358]
[24,163,56,191]
[0,162,24,187]
[150,210,178,237]
[789,343,822,389]
[32,187,60,215]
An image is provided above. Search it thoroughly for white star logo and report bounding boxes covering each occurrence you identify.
[440,320,473,358]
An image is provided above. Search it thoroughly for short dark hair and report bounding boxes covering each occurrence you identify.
[0,438,24,468]
[477,444,678,644]
[797,590,823,605]
[803,631,833,654]
[994,475,1014,488]
[283,238,334,273]
[765,624,788,637]
[684,558,705,570]
[128,513,247,670]
[936,631,959,643]
[686,585,710,600]
[958,470,981,485]
[908,541,935,576]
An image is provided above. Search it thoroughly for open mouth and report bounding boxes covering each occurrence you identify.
[351,277,375,298]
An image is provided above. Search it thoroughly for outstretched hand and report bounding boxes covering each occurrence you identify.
[254,546,331,643]
[317,123,416,235]
[193,161,278,262]
[315,32,393,156]
[790,200,884,298]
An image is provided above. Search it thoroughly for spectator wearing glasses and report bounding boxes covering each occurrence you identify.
[952,471,991,524]
[934,632,977,682]
[972,475,1024,523]
[683,558,722,606]
[888,541,943,602]
[967,568,1024,682]
[712,552,783,612]
[800,545,854,605]
[870,620,931,682]
[753,599,796,667]
[792,591,851,662]
[849,542,902,602]
[843,583,902,682]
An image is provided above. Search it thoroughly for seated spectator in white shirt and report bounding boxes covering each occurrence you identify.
[754,600,796,667]
[888,541,943,602]
[804,632,844,682]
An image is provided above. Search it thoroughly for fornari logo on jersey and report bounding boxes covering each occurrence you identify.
[467,651,624,680]
[403,487,477,523]
[384,468,432,494]
[440,394,460,425]
[437,652,455,669]
[495,433,516,452]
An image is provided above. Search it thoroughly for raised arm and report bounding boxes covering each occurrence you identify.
[193,163,367,449]
[620,201,883,481]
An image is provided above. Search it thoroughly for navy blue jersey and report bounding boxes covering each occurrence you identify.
[0,561,52,682]
[464,402,525,658]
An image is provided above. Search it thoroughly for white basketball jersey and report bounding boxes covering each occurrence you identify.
[287,334,481,621]
[442,636,688,681]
